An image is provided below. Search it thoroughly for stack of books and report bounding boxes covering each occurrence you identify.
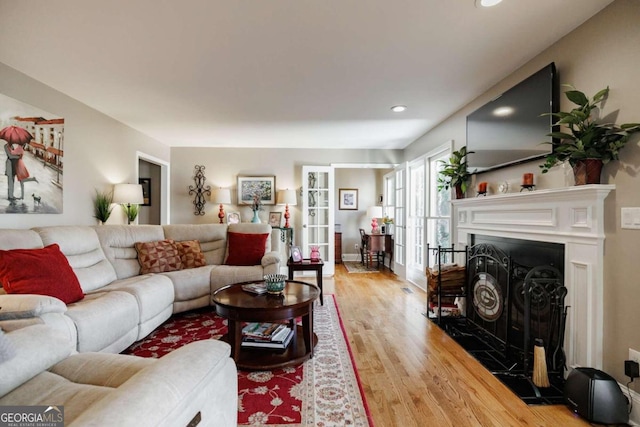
[241,322,294,349]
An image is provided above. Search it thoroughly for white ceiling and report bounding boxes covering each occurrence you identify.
[0,0,613,150]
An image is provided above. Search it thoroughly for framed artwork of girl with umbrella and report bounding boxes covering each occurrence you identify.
[1,92,65,214]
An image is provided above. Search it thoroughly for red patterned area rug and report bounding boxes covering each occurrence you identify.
[124,295,373,426]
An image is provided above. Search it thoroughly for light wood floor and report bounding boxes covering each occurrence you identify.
[319,264,592,427]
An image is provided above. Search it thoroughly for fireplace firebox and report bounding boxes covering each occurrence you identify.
[431,235,569,404]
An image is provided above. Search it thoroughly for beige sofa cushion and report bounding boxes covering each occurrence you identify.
[34,226,118,293]
[94,225,165,279]
[0,325,72,397]
[66,291,139,353]
[0,229,43,250]
[163,224,228,265]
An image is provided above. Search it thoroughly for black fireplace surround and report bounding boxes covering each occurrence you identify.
[433,235,568,405]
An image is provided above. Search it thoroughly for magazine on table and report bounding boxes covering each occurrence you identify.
[241,328,294,349]
[242,322,285,340]
[241,283,268,295]
[243,325,291,343]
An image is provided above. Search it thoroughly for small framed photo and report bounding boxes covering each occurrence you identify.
[227,211,241,224]
[268,211,282,227]
[139,178,151,206]
[237,176,276,205]
[339,188,358,210]
[290,245,303,262]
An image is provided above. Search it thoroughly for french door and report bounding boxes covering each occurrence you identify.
[390,164,407,279]
[301,166,335,275]
[406,143,452,289]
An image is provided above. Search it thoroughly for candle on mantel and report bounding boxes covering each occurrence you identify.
[478,182,488,193]
[523,173,534,186]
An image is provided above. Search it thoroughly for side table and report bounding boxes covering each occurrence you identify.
[287,258,324,305]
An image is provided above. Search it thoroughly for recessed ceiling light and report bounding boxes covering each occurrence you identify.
[476,0,503,7]
[391,105,407,113]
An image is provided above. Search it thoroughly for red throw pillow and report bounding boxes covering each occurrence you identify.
[135,239,183,274]
[0,244,84,304]
[176,240,206,269]
[225,232,269,266]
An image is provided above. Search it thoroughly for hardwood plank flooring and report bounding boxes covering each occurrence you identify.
[316,265,592,427]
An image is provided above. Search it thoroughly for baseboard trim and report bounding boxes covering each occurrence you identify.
[621,381,640,425]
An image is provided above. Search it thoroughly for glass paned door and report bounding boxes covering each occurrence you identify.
[392,164,406,279]
[302,166,334,275]
[407,160,426,287]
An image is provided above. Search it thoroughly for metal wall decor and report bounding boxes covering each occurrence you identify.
[188,165,211,216]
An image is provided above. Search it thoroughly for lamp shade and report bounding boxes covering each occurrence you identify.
[277,189,297,206]
[211,188,231,204]
[367,206,383,219]
[113,184,144,205]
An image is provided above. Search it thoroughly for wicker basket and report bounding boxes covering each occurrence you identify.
[426,264,466,302]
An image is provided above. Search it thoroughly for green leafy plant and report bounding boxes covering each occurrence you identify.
[437,146,474,196]
[94,190,113,223]
[124,204,140,223]
[540,85,640,173]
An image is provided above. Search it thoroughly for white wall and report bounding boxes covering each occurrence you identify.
[0,62,170,228]
[402,0,640,390]
[169,147,402,242]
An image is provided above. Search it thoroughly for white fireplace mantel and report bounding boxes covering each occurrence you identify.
[452,184,615,370]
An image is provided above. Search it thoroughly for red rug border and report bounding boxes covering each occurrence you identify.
[331,294,375,427]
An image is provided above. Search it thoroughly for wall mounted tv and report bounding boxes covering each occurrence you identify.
[466,62,558,173]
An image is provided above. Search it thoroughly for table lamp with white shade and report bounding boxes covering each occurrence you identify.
[211,188,231,224]
[277,189,297,228]
[367,205,383,234]
[113,183,144,225]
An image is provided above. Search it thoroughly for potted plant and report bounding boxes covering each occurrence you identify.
[94,189,113,224]
[437,146,474,199]
[540,85,640,185]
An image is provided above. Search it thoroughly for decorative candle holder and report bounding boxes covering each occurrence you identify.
[477,181,488,196]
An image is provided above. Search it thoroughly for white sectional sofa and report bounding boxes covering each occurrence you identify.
[0,222,280,426]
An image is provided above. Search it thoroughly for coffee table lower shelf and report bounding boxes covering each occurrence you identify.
[225,325,318,371]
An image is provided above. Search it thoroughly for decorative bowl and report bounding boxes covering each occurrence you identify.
[263,274,287,294]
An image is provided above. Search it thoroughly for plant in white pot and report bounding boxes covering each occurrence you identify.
[437,146,474,199]
[540,85,640,185]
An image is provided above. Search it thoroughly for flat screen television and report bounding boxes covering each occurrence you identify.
[466,62,558,173]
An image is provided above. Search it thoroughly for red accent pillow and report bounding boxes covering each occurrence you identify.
[176,240,207,269]
[0,244,84,304]
[135,239,183,274]
[225,232,269,266]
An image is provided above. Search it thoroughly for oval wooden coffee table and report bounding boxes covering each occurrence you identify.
[212,280,320,371]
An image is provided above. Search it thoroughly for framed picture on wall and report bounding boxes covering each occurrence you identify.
[338,188,358,210]
[268,211,282,227]
[237,176,276,205]
[139,178,151,206]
